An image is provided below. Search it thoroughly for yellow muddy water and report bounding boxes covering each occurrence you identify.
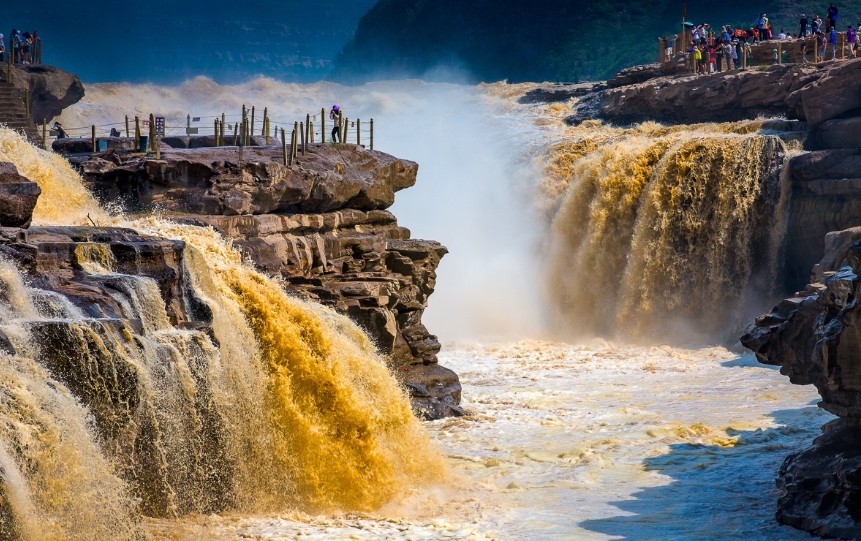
[0,127,446,539]
[0,76,825,540]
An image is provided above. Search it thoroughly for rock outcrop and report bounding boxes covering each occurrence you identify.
[8,64,85,124]
[550,58,861,127]
[75,143,463,419]
[0,162,40,227]
[742,231,861,538]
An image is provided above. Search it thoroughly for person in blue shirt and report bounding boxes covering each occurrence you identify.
[829,26,838,59]
[827,3,839,32]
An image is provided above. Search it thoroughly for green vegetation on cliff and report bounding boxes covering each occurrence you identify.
[333,0,861,83]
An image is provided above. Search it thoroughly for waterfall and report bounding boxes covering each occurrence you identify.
[542,120,789,342]
[0,127,447,539]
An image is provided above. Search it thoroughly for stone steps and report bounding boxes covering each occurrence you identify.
[0,82,42,148]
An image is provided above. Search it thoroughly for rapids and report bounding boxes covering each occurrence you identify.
[0,78,829,539]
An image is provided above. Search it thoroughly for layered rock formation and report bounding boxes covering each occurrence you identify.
[531,57,861,127]
[742,232,861,539]
[7,64,85,124]
[73,143,462,419]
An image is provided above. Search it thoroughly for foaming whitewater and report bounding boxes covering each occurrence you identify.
[26,77,828,539]
[0,126,447,538]
[59,77,546,341]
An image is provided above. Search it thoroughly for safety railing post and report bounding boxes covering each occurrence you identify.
[357,118,361,146]
[321,107,326,143]
[370,118,374,151]
[91,125,96,153]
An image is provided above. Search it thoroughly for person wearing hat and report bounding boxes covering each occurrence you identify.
[329,105,341,143]
[800,14,809,37]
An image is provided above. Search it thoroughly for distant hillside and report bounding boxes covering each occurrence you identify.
[3,1,377,83]
[332,0,861,83]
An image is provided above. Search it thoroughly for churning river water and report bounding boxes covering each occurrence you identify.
[15,79,830,540]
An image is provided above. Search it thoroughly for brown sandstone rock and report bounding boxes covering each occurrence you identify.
[556,58,861,126]
[0,162,40,228]
[8,64,85,123]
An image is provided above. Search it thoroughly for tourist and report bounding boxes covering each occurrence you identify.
[816,30,827,61]
[21,32,31,65]
[755,13,768,41]
[829,26,838,59]
[53,122,67,139]
[848,25,857,57]
[800,14,809,36]
[32,31,40,64]
[329,105,341,143]
[694,44,704,74]
[722,40,733,71]
[731,39,740,68]
[812,15,822,35]
[800,38,809,63]
[827,3,838,32]
[777,29,788,40]
[11,30,19,64]
[0,34,4,63]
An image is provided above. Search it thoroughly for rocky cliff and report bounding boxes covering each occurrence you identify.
[742,232,861,539]
[69,143,462,419]
[8,63,85,125]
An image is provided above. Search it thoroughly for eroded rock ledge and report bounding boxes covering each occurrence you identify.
[522,57,861,128]
[742,230,861,538]
[74,144,463,419]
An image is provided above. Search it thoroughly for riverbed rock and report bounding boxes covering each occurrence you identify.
[775,419,861,540]
[0,162,40,228]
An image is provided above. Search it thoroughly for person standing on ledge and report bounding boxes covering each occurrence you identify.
[848,25,858,57]
[800,14,809,37]
[829,26,838,59]
[329,105,341,143]
[827,3,839,33]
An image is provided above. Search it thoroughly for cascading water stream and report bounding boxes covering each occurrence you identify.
[0,126,448,539]
[540,120,790,342]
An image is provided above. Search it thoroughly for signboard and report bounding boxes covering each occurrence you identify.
[154,116,166,136]
[185,127,199,135]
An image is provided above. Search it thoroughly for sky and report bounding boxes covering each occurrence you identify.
[4,1,377,83]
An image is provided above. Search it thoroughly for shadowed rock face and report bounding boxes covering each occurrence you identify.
[0,162,40,227]
[8,64,85,124]
[742,232,861,538]
[75,144,463,419]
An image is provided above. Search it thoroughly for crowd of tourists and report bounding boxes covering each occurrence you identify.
[0,30,42,65]
[663,3,860,74]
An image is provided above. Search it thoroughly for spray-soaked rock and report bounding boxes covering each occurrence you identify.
[0,162,40,228]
